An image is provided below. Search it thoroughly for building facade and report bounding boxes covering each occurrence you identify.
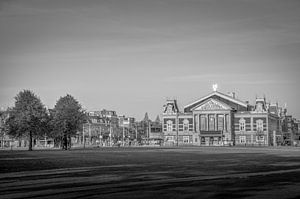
[162,88,283,146]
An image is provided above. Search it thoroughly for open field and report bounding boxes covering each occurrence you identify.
[0,147,300,199]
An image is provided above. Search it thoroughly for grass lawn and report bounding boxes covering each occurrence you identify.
[0,146,300,199]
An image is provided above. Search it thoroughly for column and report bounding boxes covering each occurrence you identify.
[223,114,226,132]
[215,114,217,131]
[206,114,209,131]
[197,114,200,132]
[251,117,254,144]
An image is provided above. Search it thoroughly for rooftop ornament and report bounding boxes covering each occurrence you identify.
[213,83,218,92]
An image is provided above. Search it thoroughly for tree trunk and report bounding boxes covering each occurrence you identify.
[29,131,33,151]
[63,134,67,150]
[68,135,71,150]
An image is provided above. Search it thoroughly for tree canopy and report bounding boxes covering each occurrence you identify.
[6,90,48,151]
[52,94,86,149]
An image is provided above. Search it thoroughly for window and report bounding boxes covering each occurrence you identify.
[167,120,173,132]
[256,103,263,112]
[195,137,198,142]
[240,136,246,144]
[217,115,224,131]
[256,135,264,142]
[256,120,263,132]
[200,115,207,131]
[92,119,97,123]
[239,118,246,132]
[201,137,206,145]
[209,115,215,131]
[226,114,230,131]
[166,136,173,141]
[183,119,189,131]
[183,136,189,143]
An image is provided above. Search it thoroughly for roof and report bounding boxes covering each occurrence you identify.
[184,91,248,109]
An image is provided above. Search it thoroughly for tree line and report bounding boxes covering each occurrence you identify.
[2,90,86,151]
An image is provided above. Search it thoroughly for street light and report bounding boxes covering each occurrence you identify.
[176,112,179,147]
[83,124,85,148]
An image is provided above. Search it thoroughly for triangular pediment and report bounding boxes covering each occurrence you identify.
[192,98,232,111]
[184,91,249,112]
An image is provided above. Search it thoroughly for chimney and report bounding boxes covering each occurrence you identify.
[228,92,235,99]
[232,92,235,99]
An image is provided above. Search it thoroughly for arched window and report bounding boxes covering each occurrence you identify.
[200,115,207,131]
[183,119,189,131]
[256,119,263,132]
[239,118,246,132]
[209,115,215,131]
[167,120,173,132]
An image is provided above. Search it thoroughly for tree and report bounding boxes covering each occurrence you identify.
[6,90,48,151]
[52,94,86,150]
[0,108,9,148]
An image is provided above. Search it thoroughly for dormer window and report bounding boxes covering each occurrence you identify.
[256,102,263,112]
[166,104,174,114]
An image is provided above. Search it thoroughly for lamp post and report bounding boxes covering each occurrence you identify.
[176,112,179,147]
[148,120,150,145]
[83,124,85,148]
[109,122,112,147]
[135,124,138,143]
[122,125,125,146]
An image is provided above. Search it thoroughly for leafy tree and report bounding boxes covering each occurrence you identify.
[52,94,86,150]
[0,109,9,148]
[6,90,48,151]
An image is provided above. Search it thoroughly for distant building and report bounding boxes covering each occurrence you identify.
[162,86,285,146]
[149,117,163,145]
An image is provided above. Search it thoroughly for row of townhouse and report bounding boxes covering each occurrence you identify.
[80,110,163,146]
[162,86,300,147]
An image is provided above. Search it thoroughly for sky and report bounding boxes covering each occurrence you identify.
[0,0,300,120]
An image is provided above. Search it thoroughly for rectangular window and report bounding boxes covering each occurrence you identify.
[256,135,264,142]
[239,119,245,132]
[209,115,215,131]
[183,136,189,143]
[200,115,207,131]
[166,136,173,141]
[217,115,224,131]
[240,136,246,144]
[167,120,173,132]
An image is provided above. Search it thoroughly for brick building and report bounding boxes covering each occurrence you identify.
[162,86,284,146]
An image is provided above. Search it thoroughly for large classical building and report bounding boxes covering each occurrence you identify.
[162,86,283,146]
